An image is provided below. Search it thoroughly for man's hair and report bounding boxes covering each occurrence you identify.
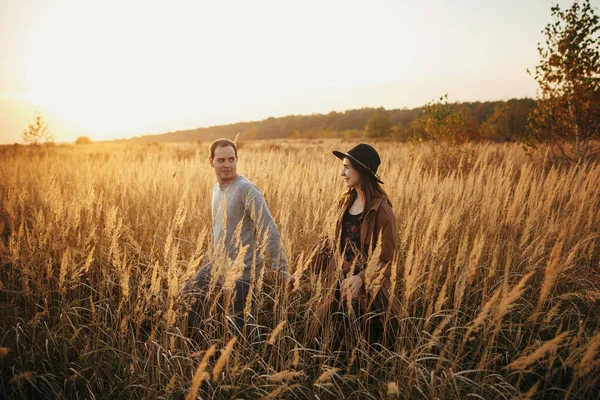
[209,138,238,159]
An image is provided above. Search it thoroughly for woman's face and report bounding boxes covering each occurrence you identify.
[341,158,361,189]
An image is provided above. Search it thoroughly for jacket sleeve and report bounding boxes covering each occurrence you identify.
[245,186,288,273]
[357,206,396,283]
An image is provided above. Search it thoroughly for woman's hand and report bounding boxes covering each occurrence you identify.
[341,275,363,299]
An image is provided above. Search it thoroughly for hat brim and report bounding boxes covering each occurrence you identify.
[332,150,384,184]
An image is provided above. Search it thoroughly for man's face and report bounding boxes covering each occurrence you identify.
[210,145,238,184]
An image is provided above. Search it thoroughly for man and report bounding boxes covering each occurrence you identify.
[182,138,289,339]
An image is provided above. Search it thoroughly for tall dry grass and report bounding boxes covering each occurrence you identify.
[0,139,599,399]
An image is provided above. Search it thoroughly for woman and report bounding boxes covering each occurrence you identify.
[309,143,401,347]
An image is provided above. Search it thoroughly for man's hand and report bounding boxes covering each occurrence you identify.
[341,275,363,299]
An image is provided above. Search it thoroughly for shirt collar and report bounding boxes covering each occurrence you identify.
[367,196,384,213]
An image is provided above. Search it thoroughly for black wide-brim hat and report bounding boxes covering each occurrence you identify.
[332,143,384,184]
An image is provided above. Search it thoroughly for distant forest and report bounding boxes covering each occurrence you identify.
[126,98,536,143]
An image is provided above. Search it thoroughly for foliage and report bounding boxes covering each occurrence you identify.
[412,95,468,145]
[365,109,392,138]
[129,100,537,143]
[74,136,93,145]
[482,103,512,140]
[21,111,53,145]
[411,95,474,171]
[526,0,600,164]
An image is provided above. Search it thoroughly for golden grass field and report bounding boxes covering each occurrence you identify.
[0,139,599,399]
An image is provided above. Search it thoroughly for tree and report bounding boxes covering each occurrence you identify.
[75,136,93,145]
[247,127,258,139]
[365,109,392,138]
[412,95,467,145]
[481,102,512,141]
[526,0,600,164]
[22,111,53,145]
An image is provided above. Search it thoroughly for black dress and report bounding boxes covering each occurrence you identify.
[341,210,363,272]
[338,209,389,345]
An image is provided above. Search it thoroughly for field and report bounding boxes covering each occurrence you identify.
[0,140,599,399]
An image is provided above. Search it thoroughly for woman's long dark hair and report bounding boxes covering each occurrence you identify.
[339,159,391,211]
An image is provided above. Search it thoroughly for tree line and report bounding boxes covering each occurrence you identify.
[22,0,599,164]
[132,0,599,164]
[129,98,536,144]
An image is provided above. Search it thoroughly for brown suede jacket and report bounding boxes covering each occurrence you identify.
[334,196,397,285]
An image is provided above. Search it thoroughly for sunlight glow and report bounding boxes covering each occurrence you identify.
[1,0,594,143]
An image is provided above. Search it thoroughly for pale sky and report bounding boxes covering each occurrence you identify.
[1,0,597,143]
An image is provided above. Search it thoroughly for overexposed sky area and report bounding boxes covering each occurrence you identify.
[1,0,597,143]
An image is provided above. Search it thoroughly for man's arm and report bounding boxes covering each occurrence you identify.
[245,186,288,274]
